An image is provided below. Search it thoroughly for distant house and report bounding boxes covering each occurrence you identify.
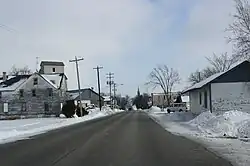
[151,92,179,107]
[103,96,111,106]
[182,60,250,115]
[68,88,104,107]
[0,61,69,119]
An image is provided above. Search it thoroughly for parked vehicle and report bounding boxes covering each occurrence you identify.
[166,103,187,113]
[85,104,95,110]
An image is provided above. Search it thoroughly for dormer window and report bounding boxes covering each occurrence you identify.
[52,68,56,72]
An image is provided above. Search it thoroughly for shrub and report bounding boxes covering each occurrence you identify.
[61,100,76,118]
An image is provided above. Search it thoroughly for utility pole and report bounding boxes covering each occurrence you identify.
[106,72,114,109]
[94,66,103,111]
[69,56,84,117]
[113,83,123,108]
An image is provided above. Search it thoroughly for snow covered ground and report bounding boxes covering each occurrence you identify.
[0,107,123,144]
[147,106,250,166]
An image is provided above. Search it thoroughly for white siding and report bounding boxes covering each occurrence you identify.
[211,82,250,113]
[43,65,64,74]
[189,86,211,114]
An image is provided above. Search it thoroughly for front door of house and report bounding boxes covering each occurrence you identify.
[204,91,208,109]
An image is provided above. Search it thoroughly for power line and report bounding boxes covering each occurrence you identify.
[94,66,103,111]
[69,56,84,116]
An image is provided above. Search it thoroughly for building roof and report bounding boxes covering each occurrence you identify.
[0,73,66,91]
[40,61,65,66]
[0,75,31,91]
[182,60,250,94]
[67,88,104,100]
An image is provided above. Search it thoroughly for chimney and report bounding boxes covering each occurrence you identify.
[2,72,7,81]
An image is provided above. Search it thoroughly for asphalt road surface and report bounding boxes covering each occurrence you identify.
[0,111,232,166]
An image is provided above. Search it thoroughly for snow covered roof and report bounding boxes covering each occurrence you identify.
[0,75,31,91]
[0,75,15,84]
[182,72,225,94]
[40,74,63,89]
[182,60,250,94]
[68,88,104,100]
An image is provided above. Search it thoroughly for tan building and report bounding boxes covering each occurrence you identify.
[151,92,179,107]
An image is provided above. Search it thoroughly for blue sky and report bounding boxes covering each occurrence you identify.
[0,0,235,96]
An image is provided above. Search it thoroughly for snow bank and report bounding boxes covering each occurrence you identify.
[187,110,250,138]
[0,107,124,144]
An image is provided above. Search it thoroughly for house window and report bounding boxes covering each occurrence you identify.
[32,89,36,97]
[0,92,2,99]
[19,89,24,97]
[21,102,26,111]
[48,88,53,96]
[44,102,52,113]
[199,92,202,105]
[52,68,56,72]
[50,80,55,84]
[33,78,38,85]
[3,103,8,113]
[44,102,49,112]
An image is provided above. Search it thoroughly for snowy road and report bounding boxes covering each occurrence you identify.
[0,111,232,166]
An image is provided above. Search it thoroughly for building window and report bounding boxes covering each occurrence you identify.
[32,89,36,97]
[33,78,38,85]
[44,102,52,113]
[48,88,53,96]
[19,89,24,97]
[52,68,56,72]
[21,102,26,111]
[50,80,55,84]
[0,92,2,99]
[199,92,202,105]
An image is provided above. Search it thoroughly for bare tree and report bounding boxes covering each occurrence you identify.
[188,70,203,85]
[146,65,180,105]
[9,65,32,75]
[188,52,239,85]
[227,0,250,59]
[206,52,238,72]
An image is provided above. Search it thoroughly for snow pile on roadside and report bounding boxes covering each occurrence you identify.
[186,110,250,138]
[148,106,162,113]
[0,107,123,144]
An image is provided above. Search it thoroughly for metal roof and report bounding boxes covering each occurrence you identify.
[40,61,65,66]
[182,60,249,94]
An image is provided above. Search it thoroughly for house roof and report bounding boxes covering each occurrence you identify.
[0,75,15,84]
[0,73,66,91]
[182,60,250,94]
[67,88,104,100]
[0,75,31,91]
[40,61,65,66]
